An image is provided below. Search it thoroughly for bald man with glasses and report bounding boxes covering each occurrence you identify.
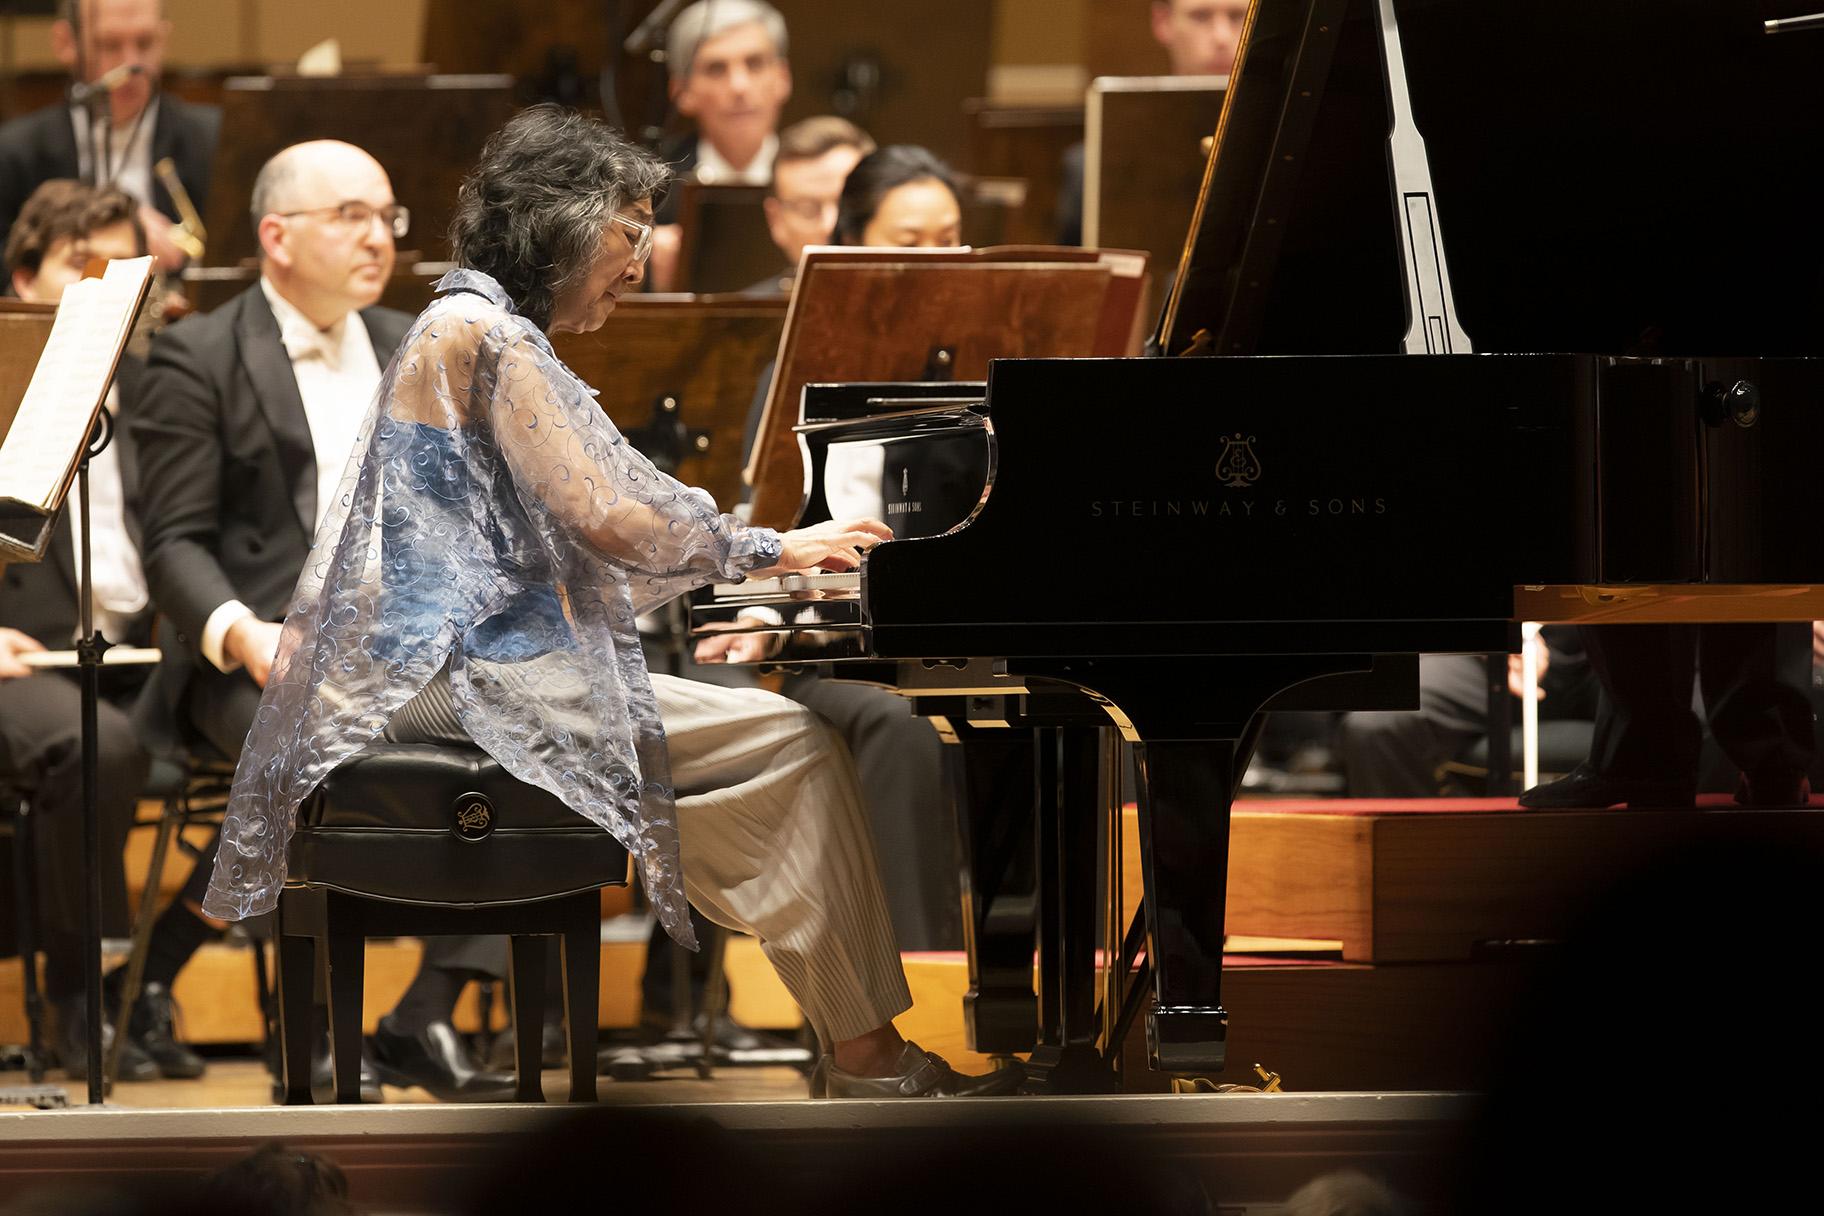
[129,140,519,1102]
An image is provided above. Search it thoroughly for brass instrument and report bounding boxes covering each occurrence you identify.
[153,156,206,263]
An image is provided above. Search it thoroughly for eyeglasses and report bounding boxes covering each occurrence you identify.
[276,200,411,240]
[775,197,838,223]
[610,211,654,264]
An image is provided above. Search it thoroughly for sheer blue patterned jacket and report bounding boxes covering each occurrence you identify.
[199,269,784,946]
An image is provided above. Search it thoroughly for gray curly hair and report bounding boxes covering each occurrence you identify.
[449,105,671,331]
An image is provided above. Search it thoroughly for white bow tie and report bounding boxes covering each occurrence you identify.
[280,315,346,370]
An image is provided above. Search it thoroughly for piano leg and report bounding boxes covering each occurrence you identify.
[1131,737,1242,1074]
[940,719,1039,1055]
[1024,726,1119,1093]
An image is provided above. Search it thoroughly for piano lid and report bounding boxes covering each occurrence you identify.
[1159,0,1824,360]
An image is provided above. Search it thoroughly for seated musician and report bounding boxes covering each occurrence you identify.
[747,115,874,294]
[198,106,1020,1099]
[0,179,198,1084]
[1339,629,1597,795]
[129,139,523,1102]
[648,0,793,290]
[831,145,963,247]
[1057,0,1247,243]
[1520,625,1814,809]
[0,0,218,274]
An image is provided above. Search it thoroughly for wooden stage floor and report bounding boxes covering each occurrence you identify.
[0,1081,1474,1214]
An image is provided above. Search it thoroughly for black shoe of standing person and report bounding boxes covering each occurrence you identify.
[54,994,157,1084]
[128,982,207,1079]
[1518,763,1696,810]
[369,1014,518,1102]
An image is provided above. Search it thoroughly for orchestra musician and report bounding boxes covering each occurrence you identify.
[0,179,180,1084]
[648,0,793,290]
[128,140,522,1103]
[1057,0,1249,244]
[747,114,875,295]
[197,106,1020,1099]
[1520,626,1814,809]
[0,0,219,275]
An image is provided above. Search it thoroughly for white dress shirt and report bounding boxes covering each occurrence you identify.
[69,98,158,208]
[200,280,382,672]
[693,133,778,186]
[63,384,148,643]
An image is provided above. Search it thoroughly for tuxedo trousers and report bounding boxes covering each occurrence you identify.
[385,667,914,1046]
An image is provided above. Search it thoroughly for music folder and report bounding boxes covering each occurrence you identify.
[0,256,155,562]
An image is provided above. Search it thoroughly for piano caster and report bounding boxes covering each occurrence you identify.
[1146,1006,1229,1075]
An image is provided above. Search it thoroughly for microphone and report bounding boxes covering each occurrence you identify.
[625,0,689,58]
[70,62,145,106]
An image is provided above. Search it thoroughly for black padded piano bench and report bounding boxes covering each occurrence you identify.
[277,743,627,1105]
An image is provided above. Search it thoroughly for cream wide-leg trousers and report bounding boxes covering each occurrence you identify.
[384,666,915,1045]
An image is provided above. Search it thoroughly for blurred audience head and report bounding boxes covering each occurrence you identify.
[251,140,398,327]
[1151,0,1248,76]
[765,115,875,267]
[833,145,962,249]
[6,178,143,303]
[189,1143,355,1216]
[669,0,792,168]
[451,105,669,334]
[52,0,169,128]
[1283,1171,1409,1216]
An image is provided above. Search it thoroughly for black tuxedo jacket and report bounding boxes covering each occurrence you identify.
[127,285,412,754]
[0,355,152,650]
[0,93,221,275]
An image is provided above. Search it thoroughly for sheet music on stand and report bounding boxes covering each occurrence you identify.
[0,256,155,560]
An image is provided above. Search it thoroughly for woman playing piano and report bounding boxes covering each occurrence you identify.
[198,105,1019,1099]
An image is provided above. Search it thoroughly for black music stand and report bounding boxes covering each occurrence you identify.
[0,264,153,1105]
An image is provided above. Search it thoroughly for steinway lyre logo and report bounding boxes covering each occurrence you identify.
[1216,433,1263,489]
[453,793,494,842]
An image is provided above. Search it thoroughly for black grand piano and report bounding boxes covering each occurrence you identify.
[696,0,1824,1089]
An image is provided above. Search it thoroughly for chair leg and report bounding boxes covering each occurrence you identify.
[108,799,179,1085]
[275,908,317,1106]
[324,915,366,1104]
[696,925,730,1081]
[12,800,46,1083]
[508,935,546,1103]
[562,897,598,1103]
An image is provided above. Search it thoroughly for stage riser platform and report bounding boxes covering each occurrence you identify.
[1216,801,1824,962]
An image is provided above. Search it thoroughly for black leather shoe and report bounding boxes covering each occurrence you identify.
[55,995,156,1084]
[814,1041,1024,1098]
[1519,764,1696,810]
[128,983,206,1080]
[369,1016,518,1102]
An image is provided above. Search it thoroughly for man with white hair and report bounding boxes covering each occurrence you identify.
[130,140,518,1102]
[649,0,793,287]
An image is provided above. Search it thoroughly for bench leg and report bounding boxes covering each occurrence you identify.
[325,920,366,1104]
[275,925,317,1106]
[563,898,598,1103]
[509,935,546,1102]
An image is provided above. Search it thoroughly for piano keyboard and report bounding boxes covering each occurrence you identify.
[715,571,862,598]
